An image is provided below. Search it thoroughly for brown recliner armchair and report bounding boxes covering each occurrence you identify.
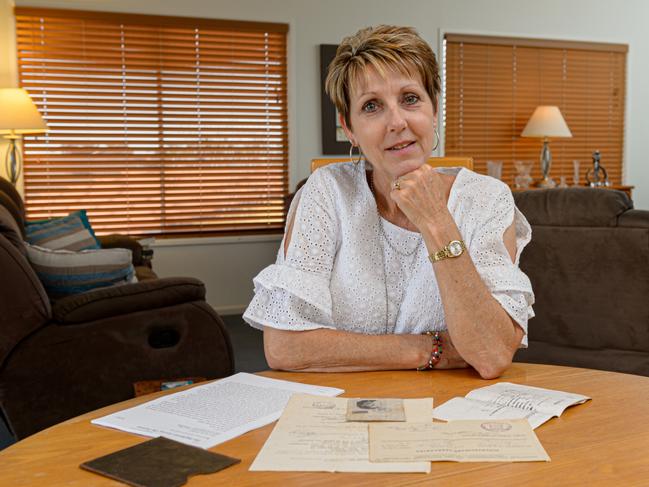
[0,177,234,440]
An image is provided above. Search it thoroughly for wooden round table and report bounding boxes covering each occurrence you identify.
[1,363,648,486]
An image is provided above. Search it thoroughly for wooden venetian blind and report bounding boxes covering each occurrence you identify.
[15,7,288,236]
[444,34,627,186]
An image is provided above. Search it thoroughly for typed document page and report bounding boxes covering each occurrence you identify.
[92,373,343,448]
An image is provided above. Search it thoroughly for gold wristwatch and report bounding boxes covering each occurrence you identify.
[428,239,466,263]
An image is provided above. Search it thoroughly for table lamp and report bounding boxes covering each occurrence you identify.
[0,88,48,185]
[521,106,572,188]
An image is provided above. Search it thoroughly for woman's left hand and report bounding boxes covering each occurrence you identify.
[389,164,452,232]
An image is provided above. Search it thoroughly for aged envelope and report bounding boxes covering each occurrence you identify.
[346,398,406,422]
[250,394,433,473]
[369,419,550,463]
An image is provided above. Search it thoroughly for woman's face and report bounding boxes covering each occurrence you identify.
[342,66,437,181]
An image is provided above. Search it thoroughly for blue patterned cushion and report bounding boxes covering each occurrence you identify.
[25,210,100,251]
[26,243,137,299]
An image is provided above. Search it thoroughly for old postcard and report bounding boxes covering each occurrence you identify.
[346,398,406,422]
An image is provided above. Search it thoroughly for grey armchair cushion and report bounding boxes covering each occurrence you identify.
[99,234,144,265]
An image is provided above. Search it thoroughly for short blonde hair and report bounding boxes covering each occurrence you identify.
[325,25,441,128]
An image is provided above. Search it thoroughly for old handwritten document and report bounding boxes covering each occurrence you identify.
[434,382,590,429]
[369,419,550,463]
[250,394,433,473]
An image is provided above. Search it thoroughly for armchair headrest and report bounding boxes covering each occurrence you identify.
[0,176,26,234]
[0,205,26,255]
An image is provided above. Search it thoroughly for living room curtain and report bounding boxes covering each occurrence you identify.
[15,7,288,236]
[443,34,627,186]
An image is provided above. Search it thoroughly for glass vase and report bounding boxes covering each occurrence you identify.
[514,160,533,189]
[572,160,580,186]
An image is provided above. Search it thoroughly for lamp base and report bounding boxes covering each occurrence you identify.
[537,176,556,189]
[3,134,22,186]
[537,138,556,189]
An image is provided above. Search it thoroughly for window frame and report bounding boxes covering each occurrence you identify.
[15,7,290,238]
[441,31,628,187]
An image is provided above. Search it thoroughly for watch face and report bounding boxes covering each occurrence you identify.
[448,240,464,257]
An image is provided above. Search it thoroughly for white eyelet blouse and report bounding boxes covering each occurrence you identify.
[243,160,534,346]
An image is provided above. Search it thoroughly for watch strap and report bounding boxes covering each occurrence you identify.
[428,239,466,263]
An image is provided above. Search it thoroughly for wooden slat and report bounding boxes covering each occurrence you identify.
[445,33,628,53]
[15,8,289,33]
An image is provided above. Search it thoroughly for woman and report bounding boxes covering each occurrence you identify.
[244,25,534,379]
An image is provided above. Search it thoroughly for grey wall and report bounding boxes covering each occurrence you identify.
[2,0,648,312]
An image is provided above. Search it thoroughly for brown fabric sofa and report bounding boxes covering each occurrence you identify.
[0,178,235,439]
[513,188,649,377]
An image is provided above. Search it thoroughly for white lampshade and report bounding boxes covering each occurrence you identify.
[521,106,572,138]
[0,88,48,135]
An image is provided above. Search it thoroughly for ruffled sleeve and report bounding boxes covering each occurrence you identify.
[243,171,338,331]
[457,175,535,347]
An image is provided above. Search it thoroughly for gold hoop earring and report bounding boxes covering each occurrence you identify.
[432,127,440,152]
[349,144,363,165]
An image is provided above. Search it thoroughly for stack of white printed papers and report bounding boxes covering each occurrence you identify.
[434,382,590,429]
[92,373,343,448]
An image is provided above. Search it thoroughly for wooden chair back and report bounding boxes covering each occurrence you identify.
[310,156,474,173]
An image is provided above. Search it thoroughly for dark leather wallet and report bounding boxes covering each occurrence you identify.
[80,436,240,487]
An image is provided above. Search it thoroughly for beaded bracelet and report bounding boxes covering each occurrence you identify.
[416,331,442,371]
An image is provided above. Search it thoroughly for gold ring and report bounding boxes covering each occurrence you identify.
[393,179,401,190]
